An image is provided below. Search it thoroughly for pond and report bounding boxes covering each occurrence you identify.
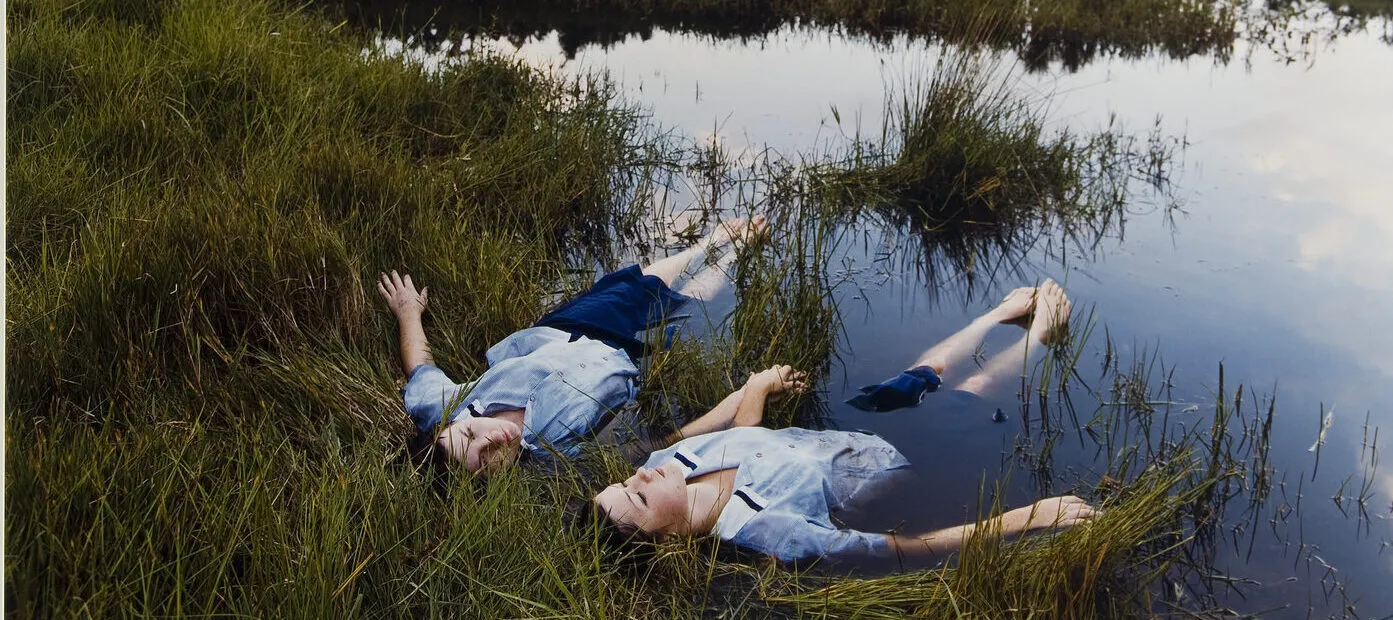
[364,6,1393,616]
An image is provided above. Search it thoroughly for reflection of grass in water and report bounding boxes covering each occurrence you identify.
[809,47,1180,301]
[318,0,1240,70]
[1306,0,1393,16]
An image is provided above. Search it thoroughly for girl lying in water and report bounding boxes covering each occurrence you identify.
[379,217,769,474]
[588,280,1100,564]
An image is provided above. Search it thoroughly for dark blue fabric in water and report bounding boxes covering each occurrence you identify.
[845,366,943,413]
[535,265,693,361]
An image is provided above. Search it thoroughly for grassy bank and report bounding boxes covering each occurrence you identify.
[7,0,1288,617]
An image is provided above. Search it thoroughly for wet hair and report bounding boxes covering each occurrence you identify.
[405,430,452,495]
[565,495,658,565]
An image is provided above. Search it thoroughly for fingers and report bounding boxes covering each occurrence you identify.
[761,365,810,392]
[379,271,427,299]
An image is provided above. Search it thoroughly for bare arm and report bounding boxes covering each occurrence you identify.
[887,495,1099,560]
[663,387,747,444]
[658,366,810,448]
[377,270,434,376]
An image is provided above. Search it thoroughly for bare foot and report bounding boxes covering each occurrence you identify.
[991,286,1037,328]
[1005,495,1099,534]
[1028,279,1072,345]
[707,215,769,248]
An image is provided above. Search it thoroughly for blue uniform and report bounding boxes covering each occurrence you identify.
[403,265,691,459]
[644,427,911,563]
[403,328,639,458]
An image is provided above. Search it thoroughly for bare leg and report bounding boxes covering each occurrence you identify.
[675,248,739,301]
[911,286,1036,377]
[957,279,1071,398]
[640,245,706,288]
[641,215,767,287]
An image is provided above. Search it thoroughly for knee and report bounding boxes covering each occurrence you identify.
[956,375,989,397]
[920,356,947,377]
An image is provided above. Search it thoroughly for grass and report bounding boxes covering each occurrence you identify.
[5,0,1335,617]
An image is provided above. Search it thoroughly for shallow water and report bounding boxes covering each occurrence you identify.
[385,18,1393,617]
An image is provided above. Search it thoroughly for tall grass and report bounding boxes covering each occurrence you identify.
[6,0,659,420]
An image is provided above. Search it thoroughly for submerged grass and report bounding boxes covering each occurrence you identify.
[5,0,1329,617]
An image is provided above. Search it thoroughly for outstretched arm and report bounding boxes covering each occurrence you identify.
[377,270,434,376]
[886,495,1098,560]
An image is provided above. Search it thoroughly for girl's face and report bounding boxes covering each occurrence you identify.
[438,416,522,473]
[593,461,689,536]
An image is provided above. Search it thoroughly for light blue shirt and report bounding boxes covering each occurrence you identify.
[644,427,910,563]
[403,326,639,458]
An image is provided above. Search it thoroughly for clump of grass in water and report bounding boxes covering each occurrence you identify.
[809,45,1181,298]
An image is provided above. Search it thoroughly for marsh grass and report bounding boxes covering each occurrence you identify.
[6,0,658,417]
[806,46,1181,303]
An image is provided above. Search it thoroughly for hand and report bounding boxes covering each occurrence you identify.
[377,270,429,320]
[746,365,809,396]
[1003,495,1099,535]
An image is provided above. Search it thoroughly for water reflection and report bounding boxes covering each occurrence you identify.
[321,0,1247,71]
[321,0,1391,72]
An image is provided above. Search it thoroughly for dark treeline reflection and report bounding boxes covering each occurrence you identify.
[314,0,1245,72]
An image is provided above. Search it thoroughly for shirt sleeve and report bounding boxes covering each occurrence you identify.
[845,365,942,413]
[401,364,464,435]
[735,510,895,564]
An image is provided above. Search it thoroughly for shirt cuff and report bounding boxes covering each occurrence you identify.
[845,365,942,413]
